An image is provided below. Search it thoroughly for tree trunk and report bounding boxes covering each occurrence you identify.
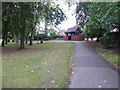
[29,31,33,45]
[5,29,8,44]
[29,36,32,45]
[86,38,89,41]
[45,21,48,35]
[26,33,29,44]
[16,35,19,43]
[19,19,25,49]
[26,37,28,44]
[96,38,99,42]
[1,38,5,47]
[40,40,43,44]
[29,25,34,46]
[5,35,8,44]
[90,38,93,41]
[2,21,8,46]
[2,30,5,47]
[37,36,39,44]
[20,37,25,49]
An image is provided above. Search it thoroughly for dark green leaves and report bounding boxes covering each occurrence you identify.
[76,2,119,40]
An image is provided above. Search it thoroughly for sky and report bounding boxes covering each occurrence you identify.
[37,1,77,32]
[57,1,77,31]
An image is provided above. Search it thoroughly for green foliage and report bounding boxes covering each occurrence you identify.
[48,28,58,35]
[76,2,119,30]
[99,32,119,48]
[42,35,63,41]
[83,21,106,40]
[76,2,119,45]
[83,22,96,39]
[89,2,119,30]
[41,2,66,34]
[76,2,90,28]
[2,2,66,48]
[99,35,111,48]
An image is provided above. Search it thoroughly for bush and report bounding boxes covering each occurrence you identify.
[34,34,63,41]
[99,35,111,48]
[99,32,119,48]
[46,35,63,40]
[12,39,15,42]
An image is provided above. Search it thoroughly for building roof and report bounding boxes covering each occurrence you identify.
[65,26,80,33]
[59,29,66,33]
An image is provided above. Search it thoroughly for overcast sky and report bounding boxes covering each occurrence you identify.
[57,1,77,31]
[37,1,77,32]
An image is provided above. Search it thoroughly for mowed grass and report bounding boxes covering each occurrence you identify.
[0,40,1,89]
[96,47,119,64]
[0,39,2,45]
[2,41,73,88]
[102,53,119,64]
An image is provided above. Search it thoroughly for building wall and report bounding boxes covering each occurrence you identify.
[64,36,68,40]
[64,35,84,41]
[71,35,84,41]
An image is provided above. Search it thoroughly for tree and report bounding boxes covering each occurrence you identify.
[83,22,96,41]
[42,2,66,35]
[29,3,39,45]
[2,2,37,48]
[76,2,90,28]
[2,2,66,49]
[76,2,119,42]
[2,2,12,46]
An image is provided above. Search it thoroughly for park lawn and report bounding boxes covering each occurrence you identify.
[96,47,119,64]
[0,40,1,89]
[2,41,73,88]
[0,39,2,45]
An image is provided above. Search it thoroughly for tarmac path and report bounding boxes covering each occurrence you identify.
[69,41,119,88]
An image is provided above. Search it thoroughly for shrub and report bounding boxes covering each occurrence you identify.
[12,39,15,42]
[99,35,111,48]
[33,34,63,41]
[99,32,119,48]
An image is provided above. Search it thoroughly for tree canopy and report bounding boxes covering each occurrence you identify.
[2,2,66,49]
[76,2,119,41]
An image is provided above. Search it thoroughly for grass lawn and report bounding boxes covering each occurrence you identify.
[0,39,2,45]
[96,47,119,64]
[0,39,1,89]
[2,41,73,88]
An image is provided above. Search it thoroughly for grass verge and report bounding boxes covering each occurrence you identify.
[0,39,2,45]
[2,41,73,88]
[86,41,119,71]
[96,47,119,65]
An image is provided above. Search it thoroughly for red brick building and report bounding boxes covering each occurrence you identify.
[64,26,84,41]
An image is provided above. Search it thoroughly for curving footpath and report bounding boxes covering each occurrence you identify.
[69,41,119,89]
